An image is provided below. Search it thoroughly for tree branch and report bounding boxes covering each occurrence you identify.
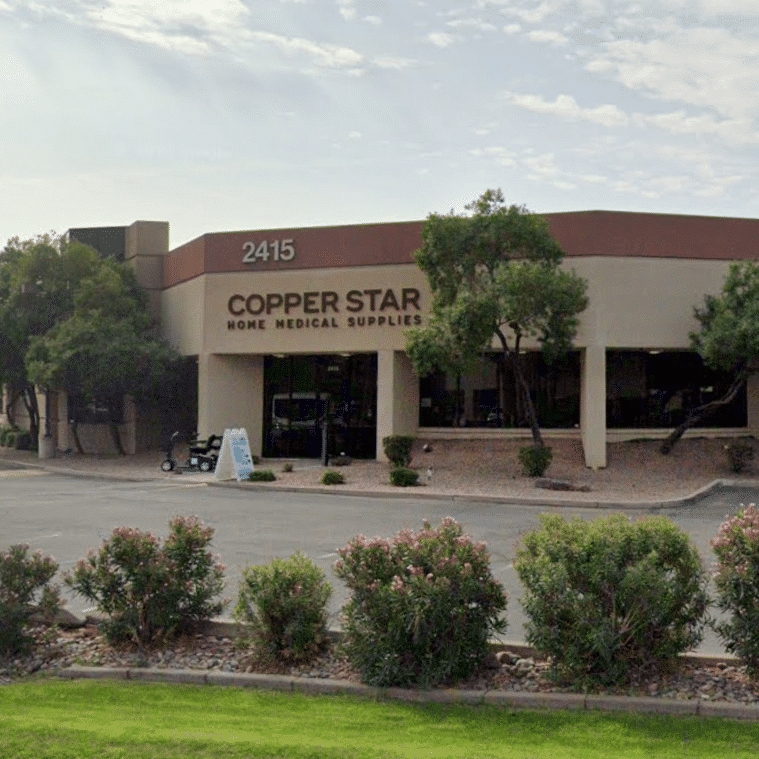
[660,369,751,455]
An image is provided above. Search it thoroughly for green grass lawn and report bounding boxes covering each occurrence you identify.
[2,678,758,759]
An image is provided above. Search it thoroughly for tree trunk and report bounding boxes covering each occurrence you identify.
[660,370,749,455]
[6,389,19,427]
[511,358,544,448]
[70,421,85,454]
[20,383,39,442]
[496,329,545,448]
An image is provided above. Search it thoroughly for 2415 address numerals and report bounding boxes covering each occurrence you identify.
[242,238,295,264]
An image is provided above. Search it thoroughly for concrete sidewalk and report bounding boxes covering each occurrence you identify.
[2,446,755,510]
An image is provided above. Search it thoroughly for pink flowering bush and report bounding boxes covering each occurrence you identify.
[0,544,61,654]
[65,516,227,645]
[712,504,759,675]
[333,517,507,688]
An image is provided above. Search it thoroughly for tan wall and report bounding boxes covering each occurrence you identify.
[161,277,205,355]
[376,351,419,461]
[164,256,732,357]
[125,221,169,327]
[200,265,430,355]
[567,257,730,349]
[159,250,745,467]
[198,354,264,456]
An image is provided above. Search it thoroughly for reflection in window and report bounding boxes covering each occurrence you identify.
[606,350,746,428]
[418,351,581,429]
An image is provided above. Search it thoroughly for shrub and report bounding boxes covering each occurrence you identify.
[518,445,553,477]
[0,545,62,655]
[515,513,708,687]
[282,462,294,473]
[64,516,227,645]
[711,504,759,675]
[14,429,32,451]
[234,552,332,664]
[321,470,345,485]
[334,517,507,688]
[724,440,753,474]
[3,430,17,449]
[382,435,415,468]
[249,469,276,482]
[389,467,419,487]
[0,425,14,446]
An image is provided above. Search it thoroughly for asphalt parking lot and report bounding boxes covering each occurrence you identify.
[2,463,757,655]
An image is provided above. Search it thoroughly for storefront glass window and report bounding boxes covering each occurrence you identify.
[606,350,746,428]
[418,351,581,429]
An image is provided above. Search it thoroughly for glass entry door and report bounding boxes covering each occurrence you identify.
[263,353,377,458]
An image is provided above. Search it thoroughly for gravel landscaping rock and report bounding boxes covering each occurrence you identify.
[3,623,759,707]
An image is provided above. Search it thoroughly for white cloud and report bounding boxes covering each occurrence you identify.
[501,1,562,24]
[524,152,559,177]
[503,86,759,145]
[426,31,456,48]
[93,0,249,32]
[638,110,759,144]
[373,56,416,69]
[502,23,521,34]
[250,30,364,69]
[693,0,759,16]
[468,146,518,166]
[580,173,608,184]
[503,91,628,126]
[526,29,568,45]
[446,18,497,32]
[586,27,759,120]
[18,0,369,75]
[337,0,356,21]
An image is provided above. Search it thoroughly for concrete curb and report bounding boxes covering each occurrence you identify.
[55,665,759,720]
[204,477,758,511]
[0,458,160,484]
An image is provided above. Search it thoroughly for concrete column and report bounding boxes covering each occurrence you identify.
[580,345,607,469]
[125,221,169,327]
[1,384,9,427]
[56,390,72,453]
[198,354,264,457]
[376,350,419,462]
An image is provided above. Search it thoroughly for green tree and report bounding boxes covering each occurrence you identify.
[25,264,179,455]
[0,231,180,455]
[0,234,101,441]
[661,260,759,454]
[405,189,588,447]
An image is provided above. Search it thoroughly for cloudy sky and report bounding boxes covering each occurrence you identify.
[2,0,758,249]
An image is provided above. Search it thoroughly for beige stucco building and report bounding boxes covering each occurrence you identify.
[8,210,759,468]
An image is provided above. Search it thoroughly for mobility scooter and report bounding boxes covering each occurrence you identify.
[160,431,222,473]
